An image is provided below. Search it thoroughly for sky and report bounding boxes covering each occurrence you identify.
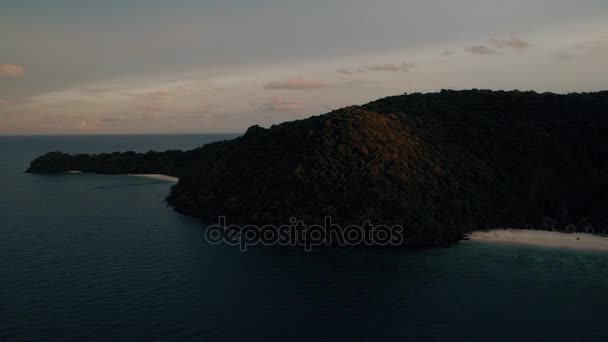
[1,0,607,134]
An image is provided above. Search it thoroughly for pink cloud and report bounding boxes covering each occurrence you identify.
[264,77,328,90]
[489,37,531,50]
[466,45,499,55]
[262,96,303,111]
[77,120,98,132]
[0,64,25,77]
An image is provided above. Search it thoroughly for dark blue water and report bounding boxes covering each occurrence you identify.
[2,135,608,341]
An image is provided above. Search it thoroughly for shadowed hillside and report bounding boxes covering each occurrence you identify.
[28,90,608,246]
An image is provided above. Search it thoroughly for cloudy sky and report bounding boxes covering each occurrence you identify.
[1,0,607,134]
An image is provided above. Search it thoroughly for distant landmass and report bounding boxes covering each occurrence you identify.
[27,90,608,246]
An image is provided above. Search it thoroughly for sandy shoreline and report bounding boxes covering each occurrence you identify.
[467,229,608,251]
[67,171,178,183]
[127,174,178,183]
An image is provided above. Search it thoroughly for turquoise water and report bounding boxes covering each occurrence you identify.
[1,135,608,341]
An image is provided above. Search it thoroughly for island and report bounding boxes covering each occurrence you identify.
[27,90,608,247]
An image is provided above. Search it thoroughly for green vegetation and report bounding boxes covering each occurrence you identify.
[27,90,608,246]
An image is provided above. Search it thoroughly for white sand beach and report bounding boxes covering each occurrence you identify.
[127,174,178,183]
[467,229,608,251]
[66,171,178,183]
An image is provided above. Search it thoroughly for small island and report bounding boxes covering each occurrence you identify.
[27,90,608,247]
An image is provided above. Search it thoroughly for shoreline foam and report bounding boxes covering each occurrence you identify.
[466,229,608,251]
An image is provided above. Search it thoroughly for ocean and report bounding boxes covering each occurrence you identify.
[1,134,608,341]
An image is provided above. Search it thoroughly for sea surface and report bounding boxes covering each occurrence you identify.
[1,134,608,341]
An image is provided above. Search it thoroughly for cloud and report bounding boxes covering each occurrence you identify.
[264,77,328,90]
[555,51,576,60]
[489,37,531,50]
[466,37,531,56]
[466,45,499,55]
[144,91,171,99]
[0,64,25,77]
[555,36,608,61]
[187,113,210,120]
[261,96,303,111]
[337,62,415,75]
[100,117,123,123]
[80,87,112,94]
[135,103,163,112]
[364,62,415,73]
[572,37,608,52]
[336,68,353,76]
[441,50,455,57]
[77,120,98,132]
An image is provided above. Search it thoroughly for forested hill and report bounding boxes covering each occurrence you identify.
[28,90,608,246]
